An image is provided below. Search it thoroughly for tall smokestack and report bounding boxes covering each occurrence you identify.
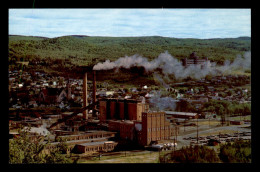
[93,70,97,116]
[83,72,88,119]
[67,79,71,100]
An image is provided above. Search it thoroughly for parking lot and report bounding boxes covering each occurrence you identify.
[172,117,251,149]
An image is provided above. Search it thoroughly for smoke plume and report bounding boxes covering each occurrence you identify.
[148,91,178,111]
[217,51,251,74]
[153,72,170,89]
[93,51,251,80]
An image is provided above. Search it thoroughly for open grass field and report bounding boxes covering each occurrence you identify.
[77,151,160,163]
[229,115,251,121]
[197,120,220,126]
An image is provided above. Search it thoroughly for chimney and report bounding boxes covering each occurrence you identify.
[83,72,88,119]
[93,70,97,116]
[67,79,71,100]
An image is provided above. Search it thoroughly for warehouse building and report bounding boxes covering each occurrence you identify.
[43,130,117,154]
[108,120,136,140]
[165,111,200,119]
[75,141,118,154]
[56,130,116,141]
[107,112,177,147]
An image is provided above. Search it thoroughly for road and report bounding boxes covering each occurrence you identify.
[173,121,251,149]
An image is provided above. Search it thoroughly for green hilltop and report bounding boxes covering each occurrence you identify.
[9,35,251,77]
[9,35,251,64]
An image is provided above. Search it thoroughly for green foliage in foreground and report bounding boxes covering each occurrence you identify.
[161,145,220,163]
[219,140,251,163]
[161,140,251,163]
[9,128,73,164]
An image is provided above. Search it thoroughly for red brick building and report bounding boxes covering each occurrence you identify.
[38,87,69,104]
[99,98,149,122]
[108,120,135,140]
[138,112,175,146]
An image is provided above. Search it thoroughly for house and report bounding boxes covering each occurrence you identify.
[38,87,70,104]
[206,86,215,92]
[28,100,38,107]
[201,112,214,119]
[97,90,115,97]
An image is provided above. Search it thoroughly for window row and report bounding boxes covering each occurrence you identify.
[147,127,169,132]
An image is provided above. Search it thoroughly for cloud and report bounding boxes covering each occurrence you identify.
[9,9,251,38]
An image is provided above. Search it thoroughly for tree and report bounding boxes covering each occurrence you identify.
[227,90,234,96]
[219,140,251,163]
[9,127,73,164]
[9,127,46,164]
[242,103,251,115]
[205,75,212,81]
[206,105,215,112]
[161,145,220,163]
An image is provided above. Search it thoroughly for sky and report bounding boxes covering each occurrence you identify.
[9,8,251,39]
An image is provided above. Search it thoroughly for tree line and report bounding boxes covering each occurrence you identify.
[160,140,251,163]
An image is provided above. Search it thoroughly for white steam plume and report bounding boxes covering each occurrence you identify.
[217,51,251,74]
[93,51,251,80]
[148,91,178,111]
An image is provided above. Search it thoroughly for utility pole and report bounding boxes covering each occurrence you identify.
[227,112,229,126]
[175,125,178,143]
[173,137,176,153]
[173,125,177,154]
[184,119,185,132]
[99,151,101,160]
[197,117,199,144]
[209,116,210,128]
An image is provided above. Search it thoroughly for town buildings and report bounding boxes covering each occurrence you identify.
[182,52,209,68]
[8,68,251,156]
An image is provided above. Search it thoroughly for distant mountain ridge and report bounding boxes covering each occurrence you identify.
[9,34,251,40]
[8,35,251,68]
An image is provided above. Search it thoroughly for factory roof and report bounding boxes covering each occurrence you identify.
[22,126,50,136]
[77,140,117,147]
[58,130,116,138]
[164,111,198,116]
[108,119,134,124]
[100,98,143,103]
[54,137,110,145]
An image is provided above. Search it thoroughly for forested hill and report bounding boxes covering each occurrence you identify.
[9,35,251,67]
